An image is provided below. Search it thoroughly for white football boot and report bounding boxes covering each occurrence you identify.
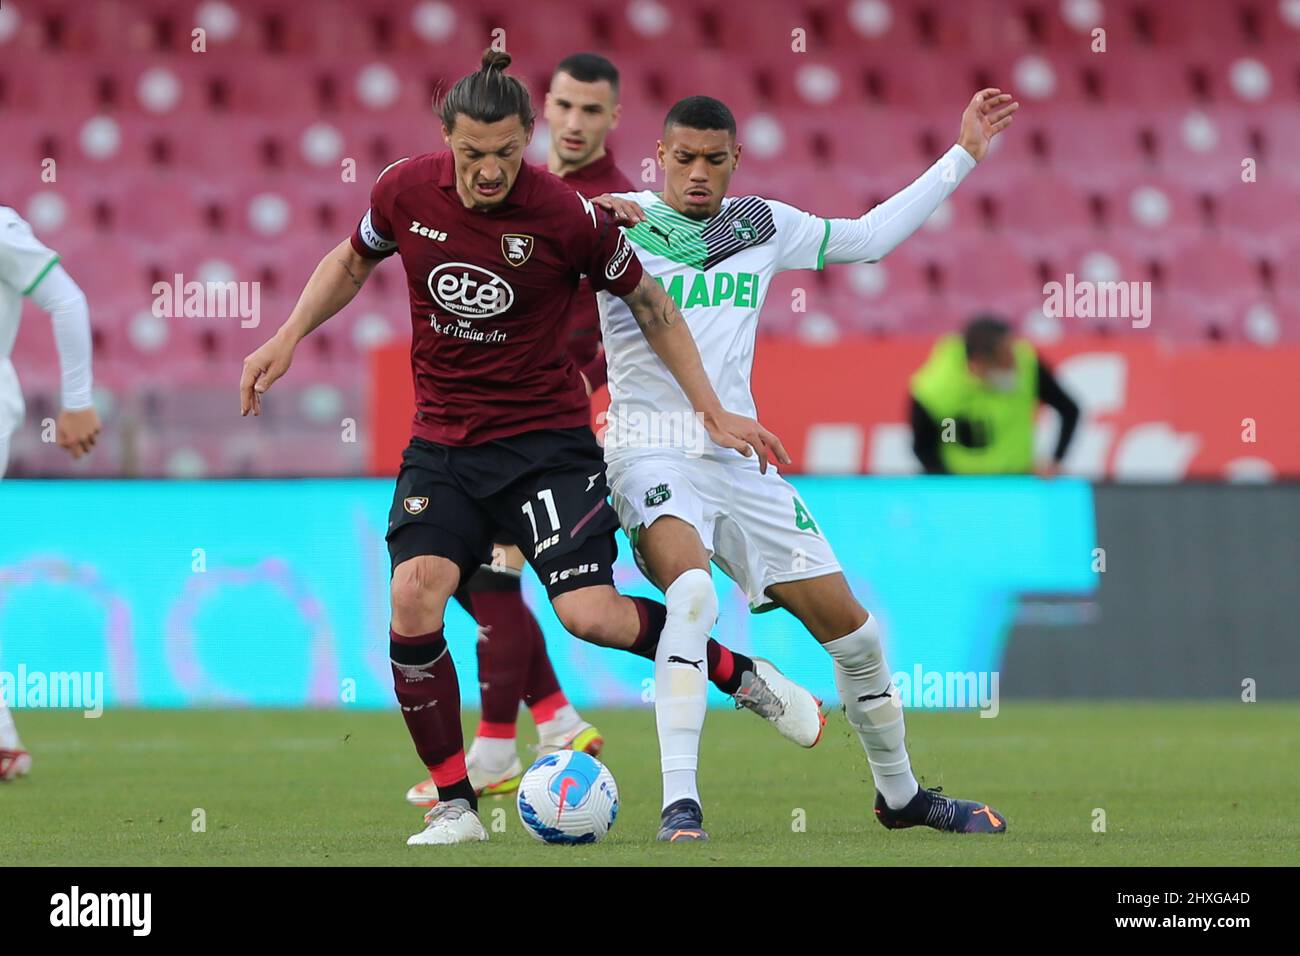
[536,719,604,758]
[404,777,439,807]
[468,748,523,797]
[406,799,489,846]
[0,706,30,781]
[404,746,524,807]
[732,658,826,748]
[0,749,31,781]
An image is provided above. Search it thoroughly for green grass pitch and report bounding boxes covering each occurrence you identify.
[4,702,1295,866]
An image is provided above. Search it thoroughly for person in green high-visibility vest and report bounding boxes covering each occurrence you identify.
[910,315,1079,476]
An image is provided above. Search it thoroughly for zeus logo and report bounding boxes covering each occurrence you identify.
[548,563,600,585]
[408,220,447,241]
[428,262,515,318]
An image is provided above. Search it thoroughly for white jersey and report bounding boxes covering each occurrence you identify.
[597,144,976,464]
[0,206,61,362]
[0,207,62,435]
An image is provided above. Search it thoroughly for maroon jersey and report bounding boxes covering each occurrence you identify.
[351,152,643,446]
[554,149,636,391]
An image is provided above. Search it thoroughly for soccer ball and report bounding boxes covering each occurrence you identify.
[517,750,619,844]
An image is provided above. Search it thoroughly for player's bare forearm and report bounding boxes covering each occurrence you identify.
[620,272,723,417]
[619,273,790,471]
[278,238,378,344]
[241,239,377,416]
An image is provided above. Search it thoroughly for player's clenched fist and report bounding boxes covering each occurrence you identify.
[239,333,296,416]
[700,409,791,475]
[56,407,101,459]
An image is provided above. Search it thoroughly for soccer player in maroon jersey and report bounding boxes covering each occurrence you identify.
[403,53,638,809]
[239,50,796,845]
[402,53,823,814]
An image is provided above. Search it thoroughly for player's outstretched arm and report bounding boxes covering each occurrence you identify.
[29,264,100,458]
[240,238,378,416]
[804,89,1019,268]
[619,272,790,473]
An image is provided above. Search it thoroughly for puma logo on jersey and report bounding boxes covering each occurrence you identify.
[667,655,704,671]
[409,220,447,241]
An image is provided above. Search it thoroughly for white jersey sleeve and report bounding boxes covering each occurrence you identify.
[29,265,94,409]
[0,207,61,295]
[771,143,978,271]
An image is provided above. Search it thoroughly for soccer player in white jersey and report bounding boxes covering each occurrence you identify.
[0,205,100,781]
[592,91,1018,841]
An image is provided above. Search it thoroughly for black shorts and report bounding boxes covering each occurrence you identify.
[387,427,620,599]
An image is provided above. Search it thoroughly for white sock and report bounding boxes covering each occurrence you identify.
[824,616,919,810]
[536,704,582,743]
[0,702,20,748]
[655,568,715,810]
[467,735,516,770]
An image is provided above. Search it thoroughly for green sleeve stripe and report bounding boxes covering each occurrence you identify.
[815,219,831,270]
[22,254,61,296]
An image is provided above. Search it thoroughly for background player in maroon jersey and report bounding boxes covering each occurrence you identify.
[239,50,800,846]
[404,53,637,809]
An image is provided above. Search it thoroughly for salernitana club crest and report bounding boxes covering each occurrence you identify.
[501,234,534,266]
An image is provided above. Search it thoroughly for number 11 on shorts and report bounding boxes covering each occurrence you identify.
[522,488,560,543]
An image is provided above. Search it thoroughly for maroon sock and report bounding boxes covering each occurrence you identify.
[520,611,563,709]
[707,639,752,695]
[390,626,474,808]
[628,597,667,658]
[467,583,536,728]
[627,597,752,695]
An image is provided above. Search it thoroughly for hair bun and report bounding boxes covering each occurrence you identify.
[481,49,512,73]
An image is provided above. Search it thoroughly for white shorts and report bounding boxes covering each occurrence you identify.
[607,452,841,611]
[0,359,23,438]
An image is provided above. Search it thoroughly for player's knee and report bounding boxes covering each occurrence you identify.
[664,568,717,632]
[553,591,621,647]
[826,614,884,672]
[390,557,457,631]
[807,589,869,643]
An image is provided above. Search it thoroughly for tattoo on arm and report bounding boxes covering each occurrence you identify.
[626,273,681,332]
[338,257,367,290]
